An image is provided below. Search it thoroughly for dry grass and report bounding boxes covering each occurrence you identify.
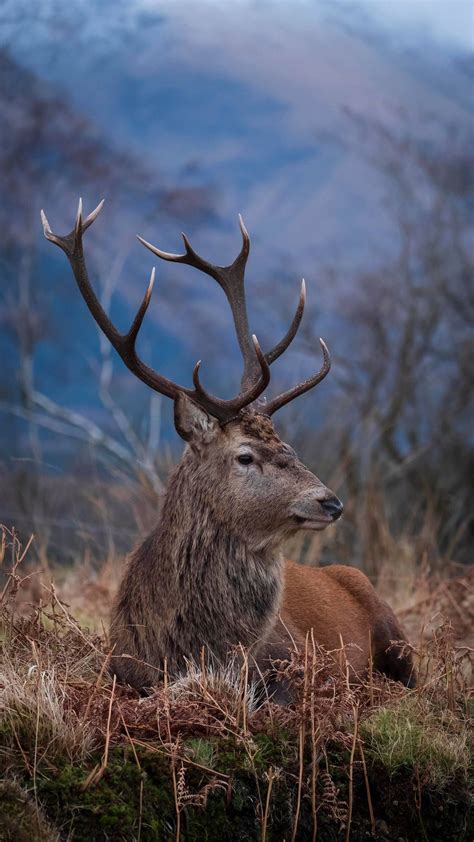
[0,524,472,840]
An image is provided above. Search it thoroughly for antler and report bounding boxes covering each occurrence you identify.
[263,338,331,416]
[42,200,331,423]
[138,221,330,415]
[41,199,269,423]
[265,278,306,365]
[138,216,306,389]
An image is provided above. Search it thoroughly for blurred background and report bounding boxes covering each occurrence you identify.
[0,1,473,634]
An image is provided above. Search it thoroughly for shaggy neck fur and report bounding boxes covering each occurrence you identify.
[111,448,284,682]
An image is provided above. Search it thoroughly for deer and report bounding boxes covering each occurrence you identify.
[41,200,415,697]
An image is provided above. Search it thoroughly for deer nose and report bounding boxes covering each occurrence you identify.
[320,496,344,520]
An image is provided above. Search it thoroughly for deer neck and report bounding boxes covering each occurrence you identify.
[152,453,284,667]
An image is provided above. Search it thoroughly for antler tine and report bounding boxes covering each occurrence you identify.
[192,334,270,417]
[83,198,105,232]
[41,209,62,248]
[127,267,155,344]
[138,216,261,392]
[138,215,249,276]
[265,279,306,365]
[234,334,270,410]
[264,338,331,416]
[42,198,105,254]
[136,231,217,277]
[237,213,250,263]
[74,196,83,238]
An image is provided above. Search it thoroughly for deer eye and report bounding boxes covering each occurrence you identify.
[237,453,254,465]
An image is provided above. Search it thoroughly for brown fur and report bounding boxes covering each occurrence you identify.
[282,562,415,686]
[109,400,415,692]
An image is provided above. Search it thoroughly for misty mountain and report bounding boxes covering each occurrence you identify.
[1,0,472,459]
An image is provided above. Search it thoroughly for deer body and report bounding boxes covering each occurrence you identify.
[42,201,415,695]
[109,408,413,690]
[282,561,413,683]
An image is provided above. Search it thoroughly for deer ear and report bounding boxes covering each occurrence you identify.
[174,394,220,449]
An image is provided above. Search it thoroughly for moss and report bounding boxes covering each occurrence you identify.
[1,727,472,841]
[250,730,298,773]
[184,776,259,841]
[184,730,296,778]
[35,748,175,841]
[350,763,473,842]
[0,779,59,842]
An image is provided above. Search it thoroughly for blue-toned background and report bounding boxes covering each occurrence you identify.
[1,0,472,567]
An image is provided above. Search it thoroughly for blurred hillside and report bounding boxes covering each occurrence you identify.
[0,1,472,570]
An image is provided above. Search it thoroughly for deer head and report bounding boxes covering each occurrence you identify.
[41,200,343,547]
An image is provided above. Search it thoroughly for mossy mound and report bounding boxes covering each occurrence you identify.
[1,582,472,840]
[1,736,472,841]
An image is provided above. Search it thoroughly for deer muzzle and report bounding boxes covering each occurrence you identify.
[290,489,343,529]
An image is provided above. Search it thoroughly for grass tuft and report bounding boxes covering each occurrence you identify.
[362,696,471,787]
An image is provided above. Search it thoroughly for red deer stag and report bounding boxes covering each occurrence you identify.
[41,200,415,695]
